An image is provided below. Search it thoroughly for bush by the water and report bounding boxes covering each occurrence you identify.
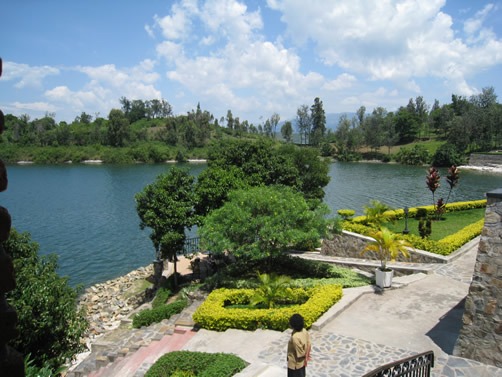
[132,298,187,328]
[145,351,247,377]
[5,229,88,370]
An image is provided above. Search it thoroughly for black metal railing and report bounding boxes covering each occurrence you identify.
[362,351,434,377]
[183,237,201,254]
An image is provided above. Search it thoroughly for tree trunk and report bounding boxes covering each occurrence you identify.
[153,259,163,290]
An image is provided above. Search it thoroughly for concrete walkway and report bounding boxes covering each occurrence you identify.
[71,238,502,376]
[182,238,502,376]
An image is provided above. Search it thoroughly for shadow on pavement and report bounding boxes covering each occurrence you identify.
[426,297,466,354]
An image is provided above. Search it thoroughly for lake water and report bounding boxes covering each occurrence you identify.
[1,162,500,287]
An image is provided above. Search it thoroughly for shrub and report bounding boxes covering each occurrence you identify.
[132,299,187,328]
[343,203,486,256]
[395,145,430,165]
[431,143,464,167]
[5,230,87,370]
[337,209,355,220]
[145,351,247,377]
[193,284,342,331]
[151,288,172,309]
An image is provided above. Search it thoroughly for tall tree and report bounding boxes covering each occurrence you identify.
[296,104,311,144]
[226,110,234,132]
[107,109,130,147]
[135,168,196,288]
[200,186,329,261]
[270,113,280,139]
[281,121,293,142]
[310,97,326,146]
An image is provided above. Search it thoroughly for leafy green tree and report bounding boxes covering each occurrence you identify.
[281,121,293,142]
[279,144,330,201]
[310,97,326,146]
[269,113,280,138]
[206,139,330,202]
[5,229,87,370]
[200,185,329,261]
[193,166,248,217]
[395,144,430,165]
[431,143,463,167]
[296,104,311,144]
[135,167,196,287]
[107,109,130,147]
[394,106,420,143]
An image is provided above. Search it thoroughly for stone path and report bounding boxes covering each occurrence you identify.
[68,237,502,376]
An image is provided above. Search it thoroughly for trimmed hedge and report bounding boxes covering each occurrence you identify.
[145,351,247,377]
[193,284,342,331]
[350,199,486,224]
[343,201,486,256]
[132,299,188,328]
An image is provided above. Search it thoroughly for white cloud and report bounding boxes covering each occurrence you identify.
[153,0,325,119]
[154,9,190,40]
[11,101,57,112]
[323,73,357,91]
[266,0,502,97]
[464,4,495,36]
[3,61,59,88]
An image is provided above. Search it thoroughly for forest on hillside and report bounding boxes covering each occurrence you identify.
[1,87,501,166]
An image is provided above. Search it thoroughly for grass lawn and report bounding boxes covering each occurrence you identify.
[384,208,485,240]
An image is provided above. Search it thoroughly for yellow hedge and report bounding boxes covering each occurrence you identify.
[350,200,486,223]
[343,215,485,256]
[193,284,343,331]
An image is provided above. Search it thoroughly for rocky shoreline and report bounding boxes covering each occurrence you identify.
[78,265,154,343]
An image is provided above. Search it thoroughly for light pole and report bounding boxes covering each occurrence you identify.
[403,206,409,234]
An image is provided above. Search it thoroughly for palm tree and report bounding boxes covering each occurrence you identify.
[363,200,393,228]
[362,227,411,271]
[250,273,292,309]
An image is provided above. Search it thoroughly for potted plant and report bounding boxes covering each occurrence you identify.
[361,227,411,288]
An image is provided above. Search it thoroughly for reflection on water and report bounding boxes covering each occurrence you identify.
[2,162,500,287]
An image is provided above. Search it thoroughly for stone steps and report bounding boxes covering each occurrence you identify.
[67,314,183,377]
[86,327,196,377]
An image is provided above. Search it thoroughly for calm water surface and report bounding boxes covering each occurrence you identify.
[1,162,500,287]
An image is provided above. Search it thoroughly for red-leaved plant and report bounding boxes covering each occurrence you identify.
[426,165,460,220]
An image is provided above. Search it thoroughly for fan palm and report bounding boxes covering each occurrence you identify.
[362,227,411,271]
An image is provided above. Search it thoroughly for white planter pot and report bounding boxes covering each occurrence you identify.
[375,268,393,288]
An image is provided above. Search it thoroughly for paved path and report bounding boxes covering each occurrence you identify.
[71,238,502,376]
[183,238,502,376]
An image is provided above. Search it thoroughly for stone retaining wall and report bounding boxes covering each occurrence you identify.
[321,231,448,264]
[454,189,502,367]
[468,153,502,167]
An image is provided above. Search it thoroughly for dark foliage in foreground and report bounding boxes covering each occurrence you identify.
[145,350,247,377]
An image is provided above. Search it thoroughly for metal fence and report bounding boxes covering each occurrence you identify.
[183,237,201,254]
[362,351,434,377]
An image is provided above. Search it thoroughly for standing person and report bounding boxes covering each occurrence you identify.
[287,313,311,377]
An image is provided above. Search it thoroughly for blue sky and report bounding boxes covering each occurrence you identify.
[1,0,501,125]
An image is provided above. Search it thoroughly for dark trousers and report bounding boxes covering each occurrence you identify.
[288,366,306,377]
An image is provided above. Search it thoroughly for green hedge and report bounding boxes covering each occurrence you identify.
[350,199,486,224]
[132,299,187,328]
[193,284,342,331]
[342,201,486,256]
[151,288,172,309]
[145,351,247,377]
